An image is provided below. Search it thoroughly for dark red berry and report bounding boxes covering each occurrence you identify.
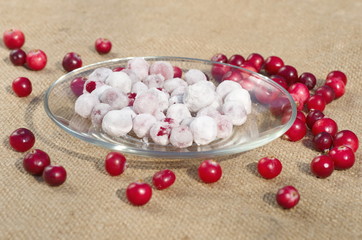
[70,77,87,96]
[257,157,282,179]
[105,152,127,176]
[315,85,335,104]
[26,49,47,71]
[246,53,264,72]
[42,165,67,186]
[312,118,338,137]
[62,52,82,72]
[173,66,182,78]
[152,169,176,190]
[222,69,243,83]
[3,29,25,49]
[276,185,300,209]
[306,110,325,129]
[23,149,51,175]
[288,83,310,104]
[12,77,32,97]
[326,70,347,85]
[283,118,307,142]
[228,54,245,66]
[211,63,231,82]
[310,155,334,178]
[277,65,298,85]
[263,56,284,75]
[9,49,26,66]
[254,85,279,104]
[328,146,355,170]
[85,81,96,93]
[333,130,359,153]
[198,159,222,183]
[270,75,288,89]
[325,78,345,99]
[95,38,112,54]
[9,128,35,152]
[298,72,316,90]
[306,95,326,112]
[313,132,333,152]
[126,181,152,206]
[211,53,228,63]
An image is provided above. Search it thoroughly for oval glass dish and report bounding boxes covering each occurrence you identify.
[44,56,296,159]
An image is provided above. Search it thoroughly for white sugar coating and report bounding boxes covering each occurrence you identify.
[215,115,233,139]
[133,89,160,115]
[163,78,188,93]
[154,111,166,121]
[169,95,184,105]
[105,71,132,93]
[132,113,157,138]
[147,88,170,112]
[183,81,216,112]
[83,79,105,94]
[149,61,174,80]
[121,69,140,83]
[171,86,186,97]
[169,125,193,148]
[196,105,221,119]
[131,81,148,95]
[189,116,217,145]
[88,67,113,82]
[102,109,133,137]
[224,88,252,114]
[121,106,137,119]
[91,103,112,126]
[184,69,207,85]
[126,57,149,80]
[160,117,180,128]
[90,85,112,99]
[149,121,171,146]
[143,74,165,88]
[222,101,247,126]
[75,93,100,118]
[180,117,194,126]
[166,104,191,124]
[99,88,129,110]
[208,93,223,110]
[216,80,243,99]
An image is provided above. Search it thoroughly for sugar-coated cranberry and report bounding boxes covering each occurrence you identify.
[211,63,231,82]
[62,52,82,72]
[313,132,333,152]
[310,155,334,178]
[23,149,51,176]
[306,110,325,129]
[127,92,137,106]
[246,53,264,72]
[152,169,176,190]
[211,53,228,63]
[95,38,112,54]
[263,56,284,75]
[315,85,335,104]
[112,67,125,72]
[9,128,35,152]
[333,130,359,153]
[288,83,310,104]
[221,69,242,82]
[105,152,127,176]
[328,146,355,170]
[312,118,338,137]
[228,54,245,66]
[126,181,152,206]
[42,165,67,186]
[173,66,182,78]
[270,75,288,89]
[70,77,87,96]
[276,185,300,209]
[26,49,47,71]
[277,65,298,85]
[9,49,27,66]
[3,29,25,49]
[12,77,32,97]
[283,118,307,142]
[198,159,222,183]
[325,78,345,99]
[257,157,282,179]
[306,95,326,112]
[298,72,316,90]
[326,70,347,85]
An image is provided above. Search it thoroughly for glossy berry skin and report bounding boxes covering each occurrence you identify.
[283,118,307,142]
[276,185,300,209]
[228,54,245,66]
[26,49,47,71]
[288,83,310,104]
[9,128,35,152]
[310,155,334,178]
[9,49,27,66]
[152,169,176,190]
[312,118,338,137]
[104,152,127,176]
[62,52,82,72]
[325,78,345,99]
[257,157,282,179]
[126,181,152,206]
[277,65,298,85]
[270,75,288,89]
[315,85,335,104]
[42,165,67,186]
[313,132,333,152]
[246,53,264,72]
[23,149,51,176]
[70,77,87,97]
[95,38,112,54]
[12,77,32,97]
[298,72,317,90]
[306,110,325,129]
[173,66,182,78]
[333,130,359,153]
[198,159,222,183]
[263,56,284,75]
[3,29,25,49]
[211,53,228,63]
[328,146,355,170]
[326,70,347,85]
[306,95,326,112]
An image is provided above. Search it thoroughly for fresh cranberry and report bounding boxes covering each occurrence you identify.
[113,67,125,72]
[9,128,35,152]
[310,155,334,178]
[211,53,228,63]
[276,185,300,209]
[198,159,222,183]
[325,79,345,99]
[85,81,96,93]
[328,146,355,170]
[26,49,47,71]
[333,130,359,153]
[288,83,310,104]
[263,56,284,75]
[257,157,282,179]
[211,63,231,82]
[12,77,32,97]
[228,54,245,66]
[152,169,176,190]
[127,92,137,106]
[104,152,127,176]
[42,165,67,186]
[173,66,182,78]
[239,62,257,72]
[3,29,25,49]
[70,77,87,96]
[269,95,291,117]
[298,72,316,90]
[95,38,112,54]
[314,85,335,104]
[23,149,51,175]
[246,53,264,72]
[283,118,307,142]
[306,95,326,112]
[326,70,347,85]
[306,110,325,129]
[313,132,333,152]
[62,52,82,72]
[9,49,27,66]
[254,85,279,104]
[277,65,298,85]
[296,111,306,122]
[312,118,338,137]
[270,75,288,89]
[126,181,152,206]
[221,69,242,82]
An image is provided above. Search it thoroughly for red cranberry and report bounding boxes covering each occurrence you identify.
[12,77,32,97]
[277,65,298,85]
[254,85,279,104]
[211,63,231,82]
[173,66,182,78]
[228,54,245,66]
[23,149,51,176]
[152,169,176,190]
[113,67,125,72]
[325,78,345,99]
[26,49,47,71]
[104,152,127,176]
[211,53,228,63]
[314,85,335,104]
[313,132,333,152]
[328,146,355,170]
[312,118,338,137]
[263,56,284,75]
[9,128,35,152]
[290,93,304,111]
[306,95,326,112]
[70,77,87,96]
[269,95,291,117]
[283,118,307,142]
[310,155,334,178]
[221,70,242,82]
[333,130,359,153]
[326,70,347,85]
[198,159,222,183]
[257,157,282,179]
[306,109,325,129]
[288,83,310,104]
[126,181,152,206]
[42,165,67,186]
[270,75,288,89]
[3,29,25,49]
[276,185,300,209]
[246,53,264,72]
[62,52,82,72]
[239,62,257,72]
[296,110,306,122]
[85,81,96,93]
[95,38,112,54]
[9,49,27,66]
[298,72,316,90]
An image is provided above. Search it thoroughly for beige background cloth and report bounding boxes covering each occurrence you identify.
[1,0,361,239]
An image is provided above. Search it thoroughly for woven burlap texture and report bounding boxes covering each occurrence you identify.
[1,0,361,239]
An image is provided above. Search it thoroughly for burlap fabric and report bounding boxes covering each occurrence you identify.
[1,0,361,239]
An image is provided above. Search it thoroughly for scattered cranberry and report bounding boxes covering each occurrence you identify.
[310,155,334,178]
[298,72,317,90]
[263,56,284,75]
[333,130,359,153]
[328,146,355,170]
[152,169,176,190]
[62,52,82,72]
[306,95,326,112]
[276,185,300,209]
[12,77,32,97]
[3,29,25,49]
[277,65,298,85]
[211,53,228,63]
[283,118,307,142]
[173,66,182,78]
[246,53,264,72]
[23,149,51,176]
[288,83,310,104]
[70,77,87,96]
[113,67,125,72]
[126,181,152,206]
[326,70,347,85]
[325,78,345,99]
[257,157,282,179]
[9,128,35,152]
[313,132,333,152]
[9,49,27,66]
[42,165,67,186]
[85,81,96,93]
[314,85,335,104]
[104,152,127,176]
[95,38,112,54]
[26,49,47,71]
[228,54,245,66]
[306,110,325,129]
[198,159,222,183]
[270,75,288,89]
[312,118,338,137]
